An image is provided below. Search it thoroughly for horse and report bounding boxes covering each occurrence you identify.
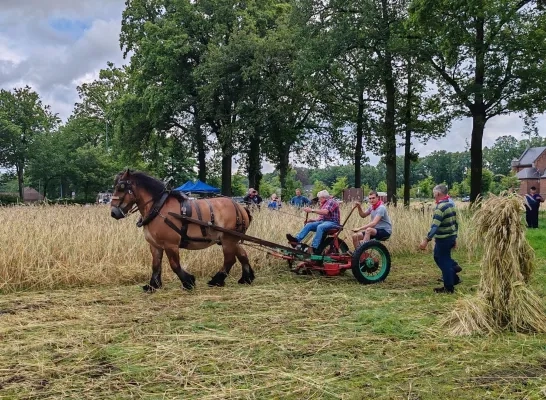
[109,169,254,291]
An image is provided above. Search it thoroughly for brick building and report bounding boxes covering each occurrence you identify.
[511,146,546,195]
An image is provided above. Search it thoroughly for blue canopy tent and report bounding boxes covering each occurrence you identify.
[174,180,220,194]
[174,180,195,191]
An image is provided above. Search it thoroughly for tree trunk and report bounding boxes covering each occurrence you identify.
[16,162,24,201]
[470,112,486,202]
[248,128,262,190]
[278,147,290,196]
[384,68,397,205]
[470,13,486,203]
[403,60,413,208]
[221,142,232,196]
[354,90,364,188]
[194,117,207,182]
[380,0,397,206]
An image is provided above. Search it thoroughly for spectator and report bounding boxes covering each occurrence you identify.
[419,184,459,294]
[525,186,544,228]
[268,193,282,210]
[243,188,263,209]
[290,188,310,207]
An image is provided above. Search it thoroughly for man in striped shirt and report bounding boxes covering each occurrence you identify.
[419,184,459,294]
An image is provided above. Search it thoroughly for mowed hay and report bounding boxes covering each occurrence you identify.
[0,201,471,293]
[443,193,546,335]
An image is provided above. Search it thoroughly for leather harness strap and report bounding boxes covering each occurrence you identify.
[136,191,170,227]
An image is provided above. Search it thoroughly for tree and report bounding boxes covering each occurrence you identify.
[0,86,59,199]
[484,135,521,175]
[231,173,248,196]
[312,180,330,197]
[409,0,546,203]
[331,176,349,198]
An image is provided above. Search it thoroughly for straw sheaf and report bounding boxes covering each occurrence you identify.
[443,193,546,335]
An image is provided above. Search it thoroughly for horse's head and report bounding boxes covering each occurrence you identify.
[110,169,137,219]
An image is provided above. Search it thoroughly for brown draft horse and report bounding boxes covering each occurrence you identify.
[110,169,254,291]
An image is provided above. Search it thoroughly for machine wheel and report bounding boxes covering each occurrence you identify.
[351,240,391,284]
[321,237,350,256]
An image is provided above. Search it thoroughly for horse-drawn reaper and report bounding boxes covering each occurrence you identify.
[110,169,391,291]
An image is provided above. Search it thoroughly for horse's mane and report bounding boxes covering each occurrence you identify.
[128,171,167,199]
[117,170,189,201]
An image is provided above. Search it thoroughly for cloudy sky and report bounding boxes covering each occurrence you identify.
[1,0,545,172]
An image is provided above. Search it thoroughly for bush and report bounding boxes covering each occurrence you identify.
[0,193,19,205]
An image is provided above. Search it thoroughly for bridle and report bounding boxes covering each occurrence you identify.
[111,179,155,218]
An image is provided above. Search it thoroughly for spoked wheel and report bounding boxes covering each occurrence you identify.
[320,237,350,256]
[351,240,391,284]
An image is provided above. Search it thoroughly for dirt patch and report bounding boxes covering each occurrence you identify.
[469,361,546,385]
[0,300,52,316]
[86,359,119,379]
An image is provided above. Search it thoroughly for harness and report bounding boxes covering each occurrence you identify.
[113,177,248,249]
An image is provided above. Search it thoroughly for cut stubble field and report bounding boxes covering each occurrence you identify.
[0,204,545,399]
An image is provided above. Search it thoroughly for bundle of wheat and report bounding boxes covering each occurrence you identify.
[443,193,546,335]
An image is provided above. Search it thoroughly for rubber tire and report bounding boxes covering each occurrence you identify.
[351,240,391,284]
[320,237,350,256]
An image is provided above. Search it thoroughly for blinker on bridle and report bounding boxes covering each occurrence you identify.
[111,179,159,218]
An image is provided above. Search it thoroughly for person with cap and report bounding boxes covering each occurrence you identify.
[286,190,340,255]
[525,186,544,228]
[243,188,263,209]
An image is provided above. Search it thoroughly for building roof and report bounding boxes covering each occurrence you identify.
[516,147,546,166]
[516,167,540,179]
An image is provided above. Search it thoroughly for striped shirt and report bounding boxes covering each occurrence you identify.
[318,198,340,224]
[426,199,457,240]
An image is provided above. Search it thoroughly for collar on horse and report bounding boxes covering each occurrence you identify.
[137,191,170,227]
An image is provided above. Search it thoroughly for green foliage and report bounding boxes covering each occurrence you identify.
[312,180,330,197]
[490,172,521,195]
[0,193,18,205]
[417,176,435,198]
[376,181,387,192]
[361,184,372,197]
[331,176,349,198]
[463,169,493,195]
[231,174,248,196]
[0,86,59,198]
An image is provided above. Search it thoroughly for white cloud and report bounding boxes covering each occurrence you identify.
[0,0,125,120]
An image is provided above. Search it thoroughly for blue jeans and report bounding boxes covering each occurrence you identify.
[434,236,457,288]
[295,221,340,249]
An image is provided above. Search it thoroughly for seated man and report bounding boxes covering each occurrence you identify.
[243,188,263,209]
[351,190,392,249]
[267,193,282,210]
[286,190,340,254]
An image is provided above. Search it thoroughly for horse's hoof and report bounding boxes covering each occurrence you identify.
[207,280,225,287]
[142,284,157,293]
[237,277,252,285]
[182,275,196,290]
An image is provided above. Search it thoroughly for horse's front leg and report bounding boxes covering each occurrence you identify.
[143,244,164,293]
[235,243,255,285]
[165,248,196,290]
[208,240,237,287]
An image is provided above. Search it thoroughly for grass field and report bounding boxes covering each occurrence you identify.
[0,204,545,399]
